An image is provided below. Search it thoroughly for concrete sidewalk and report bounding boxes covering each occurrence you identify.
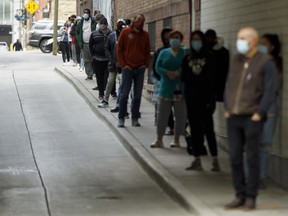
[55,66,288,216]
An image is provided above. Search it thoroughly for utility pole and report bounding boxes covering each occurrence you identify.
[52,0,59,55]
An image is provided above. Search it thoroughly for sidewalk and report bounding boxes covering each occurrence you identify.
[55,66,288,216]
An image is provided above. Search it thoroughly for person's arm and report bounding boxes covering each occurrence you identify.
[88,32,95,57]
[256,60,277,118]
[144,33,150,67]
[116,30,127,68]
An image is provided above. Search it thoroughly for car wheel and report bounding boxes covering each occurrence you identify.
[40,39,52,53]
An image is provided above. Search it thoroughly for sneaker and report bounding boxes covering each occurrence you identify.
[150,140,164,148]
[132,119,140,127]
[211,158,221,172]
[170,141,180,148]
[110,107,119,113]
[224,198,245,209]
[185,158,203,171]
[98,95,104,101]
[118,119,125,128]
[66,61,70,65]
[85,76,93,80]
[62,62,67,66]
[125,113,129,119]
[98,100,109,108]
[242,197,256,211]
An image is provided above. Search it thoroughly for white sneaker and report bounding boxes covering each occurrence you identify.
[62,62,67,66]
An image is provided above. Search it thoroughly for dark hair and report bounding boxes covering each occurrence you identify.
[189,30,207,58]
[168,30,184,41]
[83,8,91,15]
[261,34,281,57]
[261,33,282,72]
[205,29,217,39]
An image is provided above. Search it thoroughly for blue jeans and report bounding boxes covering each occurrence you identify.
[118,68,145,120]
[259,101,278,179]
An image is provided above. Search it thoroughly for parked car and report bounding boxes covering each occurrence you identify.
[0,41,9,52]
[28,19,65,53]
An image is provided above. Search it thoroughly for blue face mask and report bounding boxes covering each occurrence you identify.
[191,40,203,52]
[258,44,268,54]
[169,39,181,48]
[236,39,250,55]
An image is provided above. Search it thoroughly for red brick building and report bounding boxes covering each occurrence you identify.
[115,0,192,50]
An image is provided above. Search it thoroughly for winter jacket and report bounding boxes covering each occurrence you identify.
[75,17,96,48]
[89,29,111,61]
[105,31,120,72]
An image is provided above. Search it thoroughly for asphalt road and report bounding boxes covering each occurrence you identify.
[0,51,190,216]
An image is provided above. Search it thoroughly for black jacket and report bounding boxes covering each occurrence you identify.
[89,29,111,61]
[105,32,120,72]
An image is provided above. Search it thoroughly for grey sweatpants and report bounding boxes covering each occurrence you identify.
[157,99,187,136]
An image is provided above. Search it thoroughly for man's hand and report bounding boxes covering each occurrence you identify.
[251,113,261,122]
[224,111,230,119]
[123,65,132,70]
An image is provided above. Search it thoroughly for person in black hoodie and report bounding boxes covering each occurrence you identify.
[205,29,229,102]
[89,17,112,99]
[98,19,126,108]
[152,27,175,134]
[181,30,220,171]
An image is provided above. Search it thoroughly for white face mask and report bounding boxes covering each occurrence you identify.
[83,13,89,20]
[236,39,250,55]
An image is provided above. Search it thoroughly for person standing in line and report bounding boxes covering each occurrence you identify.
[76,8,96,80]
[257,33,282,189]
[59,25,71,65]
[98,19,126,108]
[205,29,229,102]
[181,30,219,171]
[13,39,23,51]
[151,27,175,132]
[116,14,150,128]
[89,17,111,100]
[224,27,276,210]
[150,30,187,148]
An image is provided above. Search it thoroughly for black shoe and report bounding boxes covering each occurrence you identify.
[224,198,245,209]
[258,179,267,189]
[92,86,98,90]
[85,76,93,80]
[98,95,104,101]
[110,107,119,113]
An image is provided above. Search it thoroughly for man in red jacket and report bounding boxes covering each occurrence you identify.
[116,14,150,127]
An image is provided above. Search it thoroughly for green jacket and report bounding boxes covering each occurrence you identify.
[75,17,96,49]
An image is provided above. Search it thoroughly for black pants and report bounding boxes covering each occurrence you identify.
[187,102,217,157]
[60,42,70,62]
[227,115,263,200]
[92,59,109,97]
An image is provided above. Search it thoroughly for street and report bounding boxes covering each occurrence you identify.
[0,51,190,216]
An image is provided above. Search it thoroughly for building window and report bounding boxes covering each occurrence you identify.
[148,21,156,52]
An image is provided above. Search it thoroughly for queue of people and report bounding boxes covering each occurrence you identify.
[61,9,281,211]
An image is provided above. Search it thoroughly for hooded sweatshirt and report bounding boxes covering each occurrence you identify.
[152,28,172,80]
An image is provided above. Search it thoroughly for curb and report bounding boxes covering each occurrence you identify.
[55,67,219,216]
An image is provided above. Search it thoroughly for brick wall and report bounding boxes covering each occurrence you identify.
[200,0,288,188]
[115,0,191,48]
